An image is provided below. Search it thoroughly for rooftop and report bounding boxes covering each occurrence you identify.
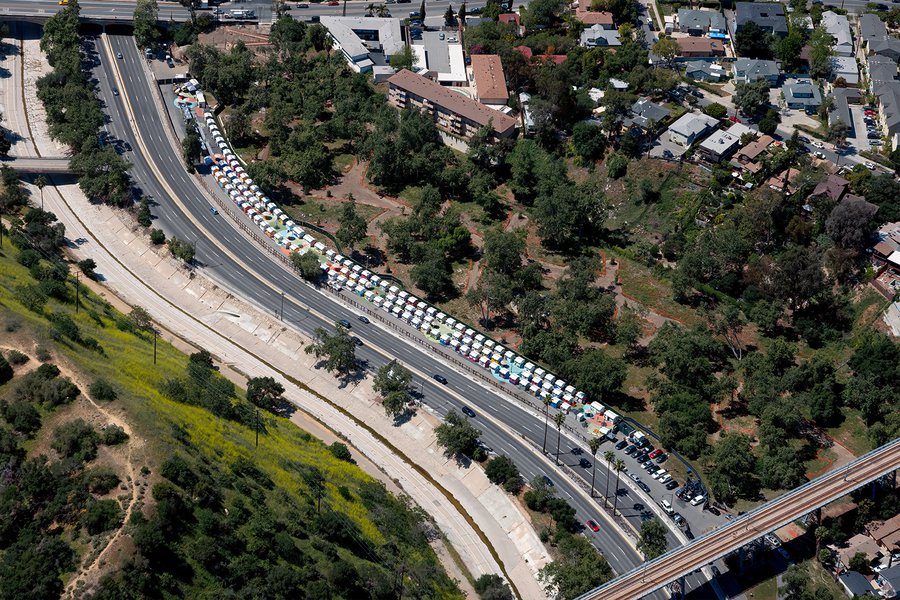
[320,16,405,63]
[735,2,788,35]
[733,58,780,79]
[822,11,852,47]
[669,111,720,137]
[387,69,518,134]
[738,133,773,161]
[470,54,509,103]
[625,97,671,128]
[581,24,622,47]
[783,79,822,106]
[412,31,466,84]
[575,7,614,26]
[676,8,726,32]
[874,80,900,134]
[869,54,898,83]
[675,36,725,55]
[860,13,887,44]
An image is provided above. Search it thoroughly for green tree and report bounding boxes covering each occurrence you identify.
[473,574,512,600]
[485,455,522,492]
[826,119,849,149]
[703,103,727,119]
[734,78,770,117]
[420,0,427,20]
[291,250,322,281]
[372,360,413,418]
[849,551,871,574]
[337,199,368,251]
[734,21,773,59]
[444,3,456,25]
[774,31,804,69]
[571,122,606,164]
[305,325,357,375]
[389,45,416,72]
[538,530,613,598]
[133,0,159,48]
[707,433,758,505]
[246,376,285,411]
[587,438,602,499]
[0,354,12,385]
[182,126,202,173]
[808,26,834,80]
[560,349,625,402]
[69,142,132,207]
[606,151,628,179]
[652,37,680,66]
[328,442,353,462]
[434,409,481,461]
[167,237,196,264]
[553,412,565,465]
[637,519,668,559]
[137,196,152,227]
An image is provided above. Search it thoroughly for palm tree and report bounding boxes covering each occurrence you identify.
[553,413,565,465]
[541,397,551,454]
[588,437,602,498]
[612,459,625,515]
[603,450,615,506]
[35,175,46,211]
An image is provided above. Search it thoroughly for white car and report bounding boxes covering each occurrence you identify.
[690,495,706,506]
[814,151,826,159]
[865,161,875,170]
[812,140,825,148]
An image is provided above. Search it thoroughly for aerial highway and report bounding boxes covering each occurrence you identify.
[89,30,699,593]
[84,29,727,596]
[577,438,900,600]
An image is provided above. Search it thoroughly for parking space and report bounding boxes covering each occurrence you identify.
[849,104,878,152]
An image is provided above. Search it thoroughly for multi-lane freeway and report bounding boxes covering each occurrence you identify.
[87,30,718,596]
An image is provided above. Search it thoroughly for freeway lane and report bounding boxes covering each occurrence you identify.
[95,32,677,585]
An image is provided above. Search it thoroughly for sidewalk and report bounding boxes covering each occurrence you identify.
[22,37,549,600]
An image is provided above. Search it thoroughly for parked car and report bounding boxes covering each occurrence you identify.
[655,453,668,464]
[866,161,876,169]
[648,449,662,459]
[690,495,706,506]
[673,513,685,526]
[616,439,629,450]
[638,482,651,493]
[812,140,825,148]
[707,506,721,516]
[625,445,638,455]
[586,519,600,532]
[629,473,642,483]
[665,480,679,490]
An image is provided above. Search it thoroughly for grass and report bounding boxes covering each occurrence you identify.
[746,572,779,600]
[795,123,828,141]
[689,79,729,98]
[0,237,406,551]
[284,195,382,228]
[613,254,701,326]
[332,153,355,173]
[825,408,872,456]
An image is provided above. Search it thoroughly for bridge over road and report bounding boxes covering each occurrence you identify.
[1,157,73,175]
[577,437,900,600]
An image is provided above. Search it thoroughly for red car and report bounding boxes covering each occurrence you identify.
[586,519,600,532]
[865,110,877,116]
[327,1,339,5]
[648,449,662,459]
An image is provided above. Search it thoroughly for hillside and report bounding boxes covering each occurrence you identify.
[0,232,464,599]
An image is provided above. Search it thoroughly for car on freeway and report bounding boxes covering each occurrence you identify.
[351,336,363,346]
[579,458,592,469]
[586,519,600,532]
[338,319,351,328]
[812,140,825,148]
[638,481,651,493]
[461,405,477,418]
[357,315,369,324]
[117,52,123,59]
[665,480,679,490]
[543,475,554,487]
[210,207,218,215]
[866,161,876,169]
[327,0,339,4]
[633,503,644,511]
[571,447,582,455]
[432,373,447,384]
[112,88,119,96]
[615,439,628,450]
[297,3,309,7]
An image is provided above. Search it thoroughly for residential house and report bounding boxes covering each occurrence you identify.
[734,2,788,37]
[697,122,755,161]
[809,173,850,204]
[470,54,509,105]
[581,24,621,48]
[575,8,615,28]
[320,16,406,73]
[387,70,518,142]
[821,11,854,56]
[829,56,859,85]
[829,87,863,137]
[838,571,876,598]
[514,45,567,65]
[766,167,801,195]
[782,79,822,113]
[676,9,726,36]
[869,514,900,556]
[734,133,773,173]
[859,13,887,50]
[498,13,524,36]
[868,37,900,61]
[873,80,900,149]
[624,97,671,130]
[609,78,629,91]
[684,60,725,82]
[873,222,900,269]
[875,565,900,600]
[674,37,726,59]
[836,533,885,571]
[732,58,780,86]
[868,54,898,84]
[666,111,720,147]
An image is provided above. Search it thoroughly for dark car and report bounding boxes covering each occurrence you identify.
[625,445,637,455]
[686,530,695,540]
[543,475,554,487]
[707,506,721,516]
[638,482,651,493]
[655,453,667,464]
[112,88,119,96]
[432,373,448,384]
[579,458,591,469]
[673,513,685,525]
[633,503,644,511]
[665,480,679,490]
[357,315,370,324]
[616,439,628,450]
[338,319,351,328]
[461,406,476,418]
[351,336,363,346]
[571,447,583,455]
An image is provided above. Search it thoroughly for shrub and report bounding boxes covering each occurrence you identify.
[149,228,166,245]
[474,574,513,600]
[14,283,47,313]
[101,424,129,446]
[0,401,41,436]
[85,467,121,494]
[89,378,118,402]
[328,442,353,462]
[81,498,122,534]
[703,103,727,119]
[78,258,97,278]
[51,418,100,462]
[0,355,12,385]
[606,152,629,179]
[35,346,52,362]
[6,350,29,365]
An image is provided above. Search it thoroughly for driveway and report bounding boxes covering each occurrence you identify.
[849,104,874,152]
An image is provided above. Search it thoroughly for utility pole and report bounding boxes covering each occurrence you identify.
[280,291,285,321]
[153,328,157,365]
[75,272,80,313]
[255,408,259,447]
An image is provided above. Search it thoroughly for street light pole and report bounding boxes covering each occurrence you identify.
[75,272,80,313]
[280,291,285,321]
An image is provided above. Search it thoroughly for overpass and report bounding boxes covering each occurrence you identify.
[576,437,900,600]
[0,0,191,25]
[1,157,73,174]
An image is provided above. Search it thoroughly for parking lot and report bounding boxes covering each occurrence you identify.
[849,104,879,152]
